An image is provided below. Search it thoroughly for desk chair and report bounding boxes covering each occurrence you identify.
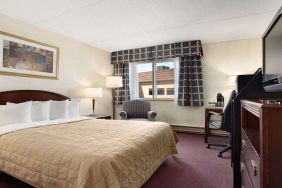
[206,90,237,157]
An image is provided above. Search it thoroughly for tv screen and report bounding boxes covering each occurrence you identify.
[263,10,282,92]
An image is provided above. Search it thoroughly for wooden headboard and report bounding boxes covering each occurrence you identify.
[0,90,70,105]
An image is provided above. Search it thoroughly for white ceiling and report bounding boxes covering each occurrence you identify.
[0,0,281,52]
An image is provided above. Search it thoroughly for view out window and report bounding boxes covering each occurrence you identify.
[137,62,153,99]
[155,61,174,99]
[131,60,176,99]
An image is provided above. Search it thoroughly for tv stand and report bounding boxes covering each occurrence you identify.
[241,100,282,188]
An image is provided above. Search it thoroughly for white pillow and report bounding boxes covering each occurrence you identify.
[32,101,50,121]
[68,100,80,118]
[1,102,32,126]
[50,100,69,120]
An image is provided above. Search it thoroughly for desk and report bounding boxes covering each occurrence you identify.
[204,107,223,143]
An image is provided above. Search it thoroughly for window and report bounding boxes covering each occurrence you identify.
[149,88,153,95]
[157,88,165,95]
[129,59,178,100]
[167,88,174,95]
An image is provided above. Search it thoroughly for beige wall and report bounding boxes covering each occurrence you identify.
[115,38,262,127]
[0,13,113,116]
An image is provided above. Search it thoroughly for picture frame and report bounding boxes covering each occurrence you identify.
[0,31,59,79]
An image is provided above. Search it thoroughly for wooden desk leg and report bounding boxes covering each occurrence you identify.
[205,121,209,143]
[204,108,209,143]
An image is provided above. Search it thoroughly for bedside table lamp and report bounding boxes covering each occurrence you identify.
[84,87,103,116]
[106,76,123,119]
[227,75,237,89]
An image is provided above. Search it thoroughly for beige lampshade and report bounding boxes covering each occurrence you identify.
[83,87,103,98]
[106,76,123,88]
[227,75,237,88]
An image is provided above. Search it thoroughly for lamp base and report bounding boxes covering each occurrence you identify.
[92,99,95,117]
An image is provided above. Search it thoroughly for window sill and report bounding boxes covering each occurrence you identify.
[141,98,174,102]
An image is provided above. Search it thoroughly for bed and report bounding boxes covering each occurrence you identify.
[0,90,177,188]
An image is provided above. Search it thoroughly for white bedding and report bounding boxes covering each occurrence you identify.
[0,116,91,136]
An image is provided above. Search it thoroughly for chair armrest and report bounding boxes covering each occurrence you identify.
[207,111,223,121]
[148,111,157,121]
[119,111,128,120]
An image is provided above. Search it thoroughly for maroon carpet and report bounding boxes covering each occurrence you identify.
[0,133,232,188]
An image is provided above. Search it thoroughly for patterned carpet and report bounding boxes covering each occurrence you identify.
[0,133,232,188]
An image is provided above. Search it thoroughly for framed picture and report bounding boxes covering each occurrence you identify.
[0,31,59,79]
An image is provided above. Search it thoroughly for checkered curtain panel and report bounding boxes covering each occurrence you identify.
[113,63,130,104]
[111,40,203,105]
[177,56,204,106]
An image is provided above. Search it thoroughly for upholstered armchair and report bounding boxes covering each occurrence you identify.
[119,100,157,121]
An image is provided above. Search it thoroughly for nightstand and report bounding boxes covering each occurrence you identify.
[85,115,112,120]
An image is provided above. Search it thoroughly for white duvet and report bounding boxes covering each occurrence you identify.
[0,116,91,136]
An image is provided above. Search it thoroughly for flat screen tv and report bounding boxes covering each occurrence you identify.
[263,7,282,92]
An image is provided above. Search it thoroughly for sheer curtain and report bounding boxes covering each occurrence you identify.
[174,57,180,105]
[129,63,139,100]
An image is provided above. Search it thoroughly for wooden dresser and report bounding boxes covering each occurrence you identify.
[240,100,282,188]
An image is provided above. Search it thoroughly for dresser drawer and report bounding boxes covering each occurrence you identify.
[242,131,260,188]
[241,156,254,188]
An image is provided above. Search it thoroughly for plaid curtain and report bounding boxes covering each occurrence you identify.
[177,56,204,106]
[111,40,203,105]
[111,41,203,64]
[113,63,130,104]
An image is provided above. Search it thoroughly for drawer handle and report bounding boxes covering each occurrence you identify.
[242,139,246,150]
[240,162,245,173]
[250,160,257,176]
